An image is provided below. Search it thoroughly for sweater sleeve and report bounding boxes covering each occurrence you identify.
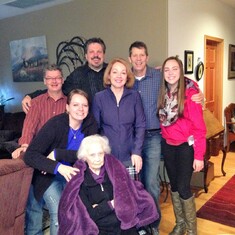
[186,89,206,160]
[132,92,146,156]
[55,149,77,163]
[18,98,41,145]
[23,118,62,174]
[79,186,114,223]
[92,94,102,132]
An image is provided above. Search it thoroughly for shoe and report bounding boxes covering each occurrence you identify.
[170,191,186,235]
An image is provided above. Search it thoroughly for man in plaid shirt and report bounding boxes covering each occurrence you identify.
[129,41,161,235]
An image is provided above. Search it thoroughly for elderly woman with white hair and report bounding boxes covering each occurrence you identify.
[58,134,159,235]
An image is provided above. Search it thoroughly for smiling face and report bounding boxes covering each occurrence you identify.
[44,70,64,92]
[66,94,89,125]
[129,47,148,76]
[109,62,127,90]
[85,42,105,71]
[163,59,181,92]
[85,143,105,174]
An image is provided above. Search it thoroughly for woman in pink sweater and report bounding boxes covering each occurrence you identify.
[158,56,206,235]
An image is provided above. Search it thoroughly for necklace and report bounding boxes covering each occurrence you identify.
[70,127,79,139]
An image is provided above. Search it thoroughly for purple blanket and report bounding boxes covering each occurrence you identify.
[58,154,159,235]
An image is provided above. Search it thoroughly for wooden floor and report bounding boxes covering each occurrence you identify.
[159,143,235,235]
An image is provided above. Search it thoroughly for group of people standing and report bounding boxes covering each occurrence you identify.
[12,37,206,235]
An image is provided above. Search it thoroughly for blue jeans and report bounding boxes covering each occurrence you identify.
[25,174,66,235]
[25,186,44,235]
[141,130,162,227]
[43,174,66,235]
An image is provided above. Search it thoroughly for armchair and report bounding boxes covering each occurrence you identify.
[224,103,235,152]
[0,112,25,159]
[0,158,33,235]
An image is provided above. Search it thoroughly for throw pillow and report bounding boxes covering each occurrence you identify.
[231,117,235,133]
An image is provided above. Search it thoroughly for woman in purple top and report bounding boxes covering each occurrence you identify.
[92,58,146,174]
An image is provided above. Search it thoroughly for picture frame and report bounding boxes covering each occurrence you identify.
[228,44,235,79]
[9,35,48,82]
[195,61,204,81]
[184,50,194,74]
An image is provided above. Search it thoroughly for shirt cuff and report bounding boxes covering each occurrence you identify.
[54,149,56,160]
[54,162,61,174]
[108,201,114,210]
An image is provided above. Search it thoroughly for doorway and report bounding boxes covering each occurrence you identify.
[204,35,224,123]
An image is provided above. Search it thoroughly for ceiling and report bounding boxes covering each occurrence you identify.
[0,0,73,20]
[0,0,234,21]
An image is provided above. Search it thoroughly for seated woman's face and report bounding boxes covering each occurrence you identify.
[86,143,105,174]
[66,94,89,121]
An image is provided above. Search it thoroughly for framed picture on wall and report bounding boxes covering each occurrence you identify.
[228,44,235,79]
[184,50,194,74]
[9,35,49,82]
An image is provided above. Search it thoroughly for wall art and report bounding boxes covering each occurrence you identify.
[9,35,48,82]
[184,50,194,74]
[228,44,235,79]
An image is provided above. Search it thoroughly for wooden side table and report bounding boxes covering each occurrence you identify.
[202,109,226,193]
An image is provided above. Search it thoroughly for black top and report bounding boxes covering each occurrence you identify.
[23,112,98,200]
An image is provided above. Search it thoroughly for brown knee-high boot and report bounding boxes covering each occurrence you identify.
[180,196,197,235]
[169,191,186,235]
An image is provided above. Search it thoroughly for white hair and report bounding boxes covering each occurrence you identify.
[77,134,111,160]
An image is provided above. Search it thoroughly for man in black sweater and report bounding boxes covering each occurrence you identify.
[22,37,108,113]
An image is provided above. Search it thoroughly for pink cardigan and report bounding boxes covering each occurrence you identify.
[161,87,206,160]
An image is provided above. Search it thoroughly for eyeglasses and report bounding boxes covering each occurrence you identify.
[45,76,63,81]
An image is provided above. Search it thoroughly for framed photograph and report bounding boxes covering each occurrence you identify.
[184,50,194,74]
[9,35,49,82]
[195,61,204,81]
[228,44,235,79]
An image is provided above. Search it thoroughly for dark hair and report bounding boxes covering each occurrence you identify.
[84,37,106,54]
[67,89,90,106]
[157,56,185,116]
[43,64,62,78]
[103,58,135,88]
[129,41,148,57]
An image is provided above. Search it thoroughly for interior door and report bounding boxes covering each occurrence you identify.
[205,43,216,113]
[204,36,223,123]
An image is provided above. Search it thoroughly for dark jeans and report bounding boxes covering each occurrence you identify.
[161,139,194,199]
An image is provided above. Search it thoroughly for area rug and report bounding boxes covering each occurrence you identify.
[197,175,235,227]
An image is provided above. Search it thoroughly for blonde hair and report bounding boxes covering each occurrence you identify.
[103,58,135,88]
[77,135,111,160]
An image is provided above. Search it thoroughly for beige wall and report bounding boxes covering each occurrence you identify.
[168,0,235,121]
[0,0,168,112]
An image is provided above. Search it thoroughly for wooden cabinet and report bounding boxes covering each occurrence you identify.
[201,109,226,192]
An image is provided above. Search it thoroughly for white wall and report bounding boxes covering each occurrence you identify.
[168,0,235,120]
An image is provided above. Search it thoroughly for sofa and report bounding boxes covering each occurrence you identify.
[0,158,33,235]
[0,111,25,159]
